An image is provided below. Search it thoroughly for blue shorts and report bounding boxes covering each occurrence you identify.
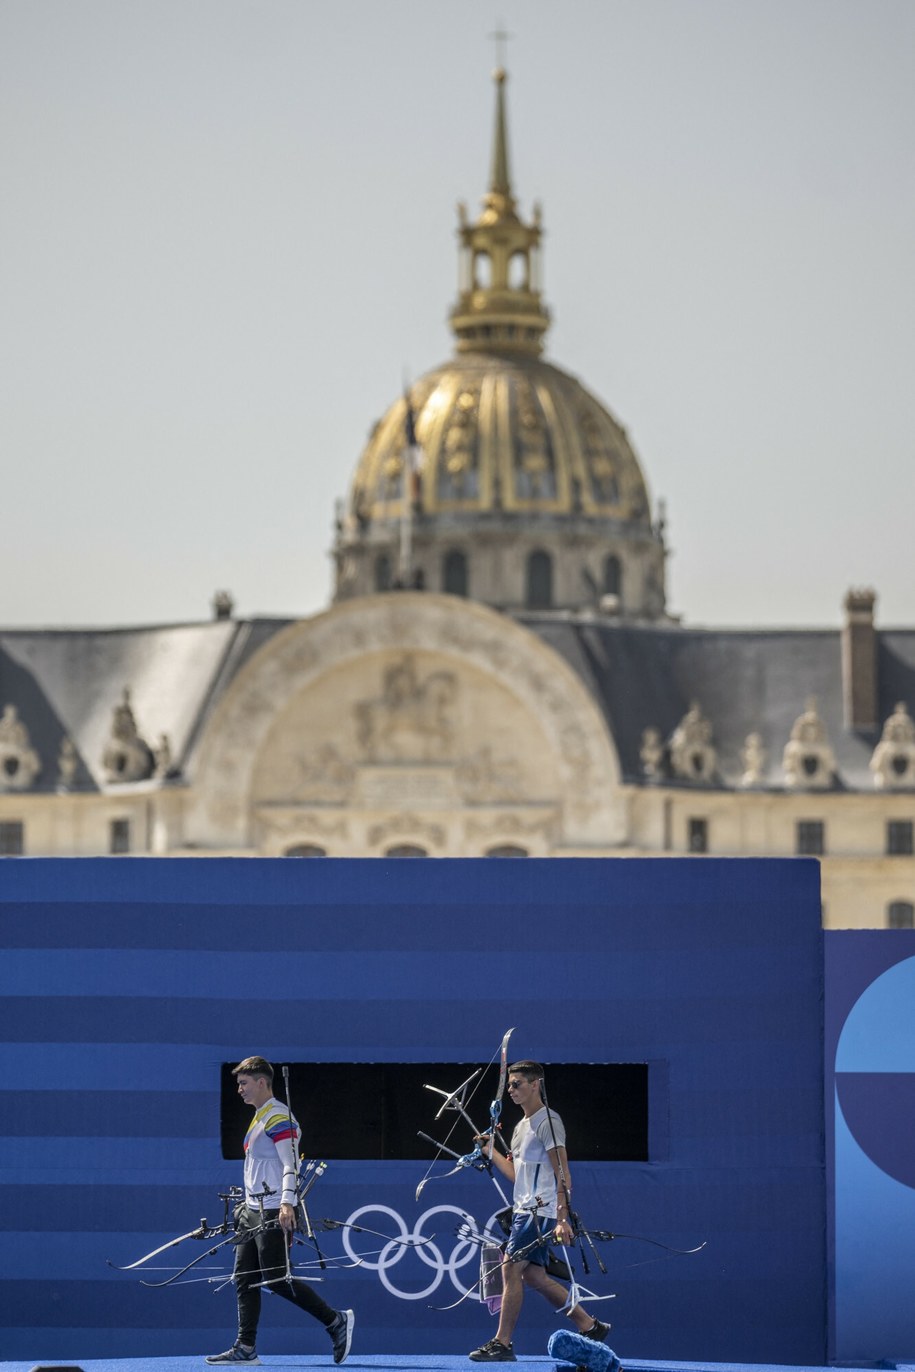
[505,1210,553,1267]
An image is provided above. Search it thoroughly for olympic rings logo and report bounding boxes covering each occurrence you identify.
[341,1204,504,1302]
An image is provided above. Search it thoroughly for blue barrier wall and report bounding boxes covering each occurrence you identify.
[0,857,825,1364]
[826,931,915,1362]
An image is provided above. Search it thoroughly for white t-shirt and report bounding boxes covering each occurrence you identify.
[511,1105,567,1217]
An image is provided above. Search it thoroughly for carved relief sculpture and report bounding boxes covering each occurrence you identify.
[0,704,41,790]
[739,733,767,788]
[355,656,457,763]
[783,697,837,790]
[439,389,479,499]
[668,703,717,783]
[455,746,523,804]
[290,744,356,805]
[870,701,915,789]
[640,726,664,781]
[514,383,555,499]
[367,813,446,849]
[154,734,173,779]
[57,737,79,790]
[465,811,556,840]
[101,687,155,784]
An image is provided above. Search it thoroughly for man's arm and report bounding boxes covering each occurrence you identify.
[547,1144,574,1243]
[265,1110,300,1232]
[475,1133,515,1182]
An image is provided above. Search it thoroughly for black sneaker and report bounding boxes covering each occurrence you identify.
[204,1346,260,1365]
[583,1319,611,1342]
[469,1338,516,1362]
[329,1309,354,1365]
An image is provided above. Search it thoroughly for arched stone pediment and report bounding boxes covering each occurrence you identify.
[188,594,624,853]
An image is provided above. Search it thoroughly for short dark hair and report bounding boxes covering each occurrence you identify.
[509,1060,545,1083]
[232,1055,274,1083]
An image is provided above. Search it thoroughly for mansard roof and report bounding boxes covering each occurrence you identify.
[3,607,914,794]
[523,615,915,789]
[0,619,291,792]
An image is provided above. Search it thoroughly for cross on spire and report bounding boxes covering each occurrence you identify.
[489,23,512,72]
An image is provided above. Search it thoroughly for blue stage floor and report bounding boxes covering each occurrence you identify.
[5,1359,914,1372]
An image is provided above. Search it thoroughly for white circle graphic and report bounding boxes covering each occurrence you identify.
[340,1203,505,1302]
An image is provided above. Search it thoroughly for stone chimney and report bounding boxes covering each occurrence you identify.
[212,590,235,621]
[841,588,878,731]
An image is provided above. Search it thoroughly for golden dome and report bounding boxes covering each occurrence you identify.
[334,65,667,619]
[349,353,652,523]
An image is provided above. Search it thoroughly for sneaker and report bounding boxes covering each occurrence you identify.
[583,1319,611,1342]
[205,1346,260,1365]
[469,1338,516,1362]
[329,1308,354,1365]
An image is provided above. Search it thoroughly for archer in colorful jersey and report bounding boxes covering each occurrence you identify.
[469,1060,610,1363]
[205,1056,354,1367]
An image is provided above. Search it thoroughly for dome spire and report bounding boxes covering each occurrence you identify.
[488,65,513,203]
[449,63,551,356]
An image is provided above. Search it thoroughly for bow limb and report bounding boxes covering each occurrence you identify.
[486,1026,515,1167]
[415,1158,473,1201]
[106,1220,212,1272]
[430,1278,485,1312]
[505,1223,706,1271]
[586,1229,708,1257]
[156,1248,368,1290]
[139,1229,242,1288]
[317,1218,438,1251]
[138,1215,296,1290]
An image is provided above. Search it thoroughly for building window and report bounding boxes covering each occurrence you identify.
[485,845,529,857]
[796,820,825,856]
[887,901,914,929]
[109,819,131,854]
[688,817,708,853]
[284,844,327,857]
[443,549,468,597]
[0,820,24,856]
[374,554,392,592]
[887,820,914,856]
[525,550,553,609]
[385,844,428,857]
[603,555,622,598]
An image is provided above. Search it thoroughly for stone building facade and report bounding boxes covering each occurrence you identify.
[1,71,913,930]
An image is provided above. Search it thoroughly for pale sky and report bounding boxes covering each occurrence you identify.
[2,0,913,630]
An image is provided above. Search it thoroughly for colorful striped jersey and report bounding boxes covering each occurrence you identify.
[242,1097,300,1208]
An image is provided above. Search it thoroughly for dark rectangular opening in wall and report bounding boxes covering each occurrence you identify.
[220,1062,648,1162]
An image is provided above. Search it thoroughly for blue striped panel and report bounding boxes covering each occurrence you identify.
[0,854,822,908]
[0,943,812,998]
[0,856,827,1363]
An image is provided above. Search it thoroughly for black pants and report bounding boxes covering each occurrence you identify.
[233,1205,336,1347]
